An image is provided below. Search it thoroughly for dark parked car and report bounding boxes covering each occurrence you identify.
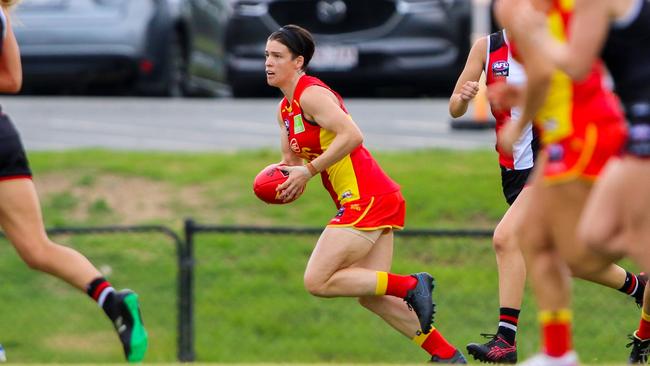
[13,0,229,96]
[225,0,472,97]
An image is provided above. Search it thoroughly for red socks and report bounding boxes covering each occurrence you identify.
[375,271,417,298]
[540,309,572,357]
[637,309,650,340]
[413,327,457,359]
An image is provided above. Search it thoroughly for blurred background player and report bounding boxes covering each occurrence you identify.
[449,28,536,363]
[495,0,646,365]
[513,0,650,362]
[265,24,466,363]
[0,1,147,362]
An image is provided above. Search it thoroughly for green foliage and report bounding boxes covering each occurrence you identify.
[88,199,112,216]
[49,192,79,212]
[0,149,639,363]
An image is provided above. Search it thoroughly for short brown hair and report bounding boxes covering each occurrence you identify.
[268,24,315,71]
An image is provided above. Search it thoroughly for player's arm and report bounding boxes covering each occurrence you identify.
[300,86,363,174]
[449,36,486,118]
[276,103,303,166]
[277,86,362,202]
[496,0,553,151]
[0,7,21,93]
[536,0,611,80]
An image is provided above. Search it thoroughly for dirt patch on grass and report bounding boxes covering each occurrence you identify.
[31,172,273,226]
[33,173,203,224]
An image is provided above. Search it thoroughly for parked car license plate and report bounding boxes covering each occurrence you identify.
[310,45,358,70]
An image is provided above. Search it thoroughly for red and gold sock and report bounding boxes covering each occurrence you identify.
[637,309,650,340]
[375,271,417,298]
[413,327,457,359]
[539,309,572,357]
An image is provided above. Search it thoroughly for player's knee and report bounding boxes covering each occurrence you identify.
[578,216,618,255]
[358,295,375,309]
[578,222,602,252]
[19,246,49,271]
[566,251,612,280]
[565,260,588,278]
[492,226,513,255]
[303,273,327,297]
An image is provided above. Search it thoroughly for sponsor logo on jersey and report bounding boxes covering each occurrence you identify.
[341,190,353,199]
[335,207,345,217]
[492,60,509,77]
[294,115,305,134]
[290,138,301,153]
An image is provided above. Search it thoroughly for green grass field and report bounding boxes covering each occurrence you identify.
[0,149,641,363]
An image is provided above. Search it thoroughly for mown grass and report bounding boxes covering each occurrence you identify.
[0,149,640,363]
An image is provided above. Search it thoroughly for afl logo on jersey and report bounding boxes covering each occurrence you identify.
[283,119,290,134]
[492,61,509,77]
[290,138,301,153]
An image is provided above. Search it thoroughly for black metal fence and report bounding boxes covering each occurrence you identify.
[3,221,492,362]
[180,219,493,362]
[3,221,643,362]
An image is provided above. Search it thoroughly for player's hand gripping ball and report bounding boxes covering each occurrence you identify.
[253,164,300,204]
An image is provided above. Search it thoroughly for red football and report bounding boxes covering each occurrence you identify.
[253,164,294,204]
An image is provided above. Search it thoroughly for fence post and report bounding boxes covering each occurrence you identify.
[179,218,196,362]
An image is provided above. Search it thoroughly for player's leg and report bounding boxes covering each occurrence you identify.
[466,186,530,363]
[303,227,435,333]
[526,178,642,365]
[627,285,650,363]
[303,227,387,297]
[493,188,528,333]
[0,179,101,287]
[353,230,466,363]
[549,179,645,305]
[517,166,576,364]
[629,285,650,364]
[610,159,650,363]
[578,159,627,259]
[0,178,147,362]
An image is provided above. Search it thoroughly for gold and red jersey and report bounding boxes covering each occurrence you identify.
[280,75,400,208]
[534,0,624,146]
[510,0,626,182]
